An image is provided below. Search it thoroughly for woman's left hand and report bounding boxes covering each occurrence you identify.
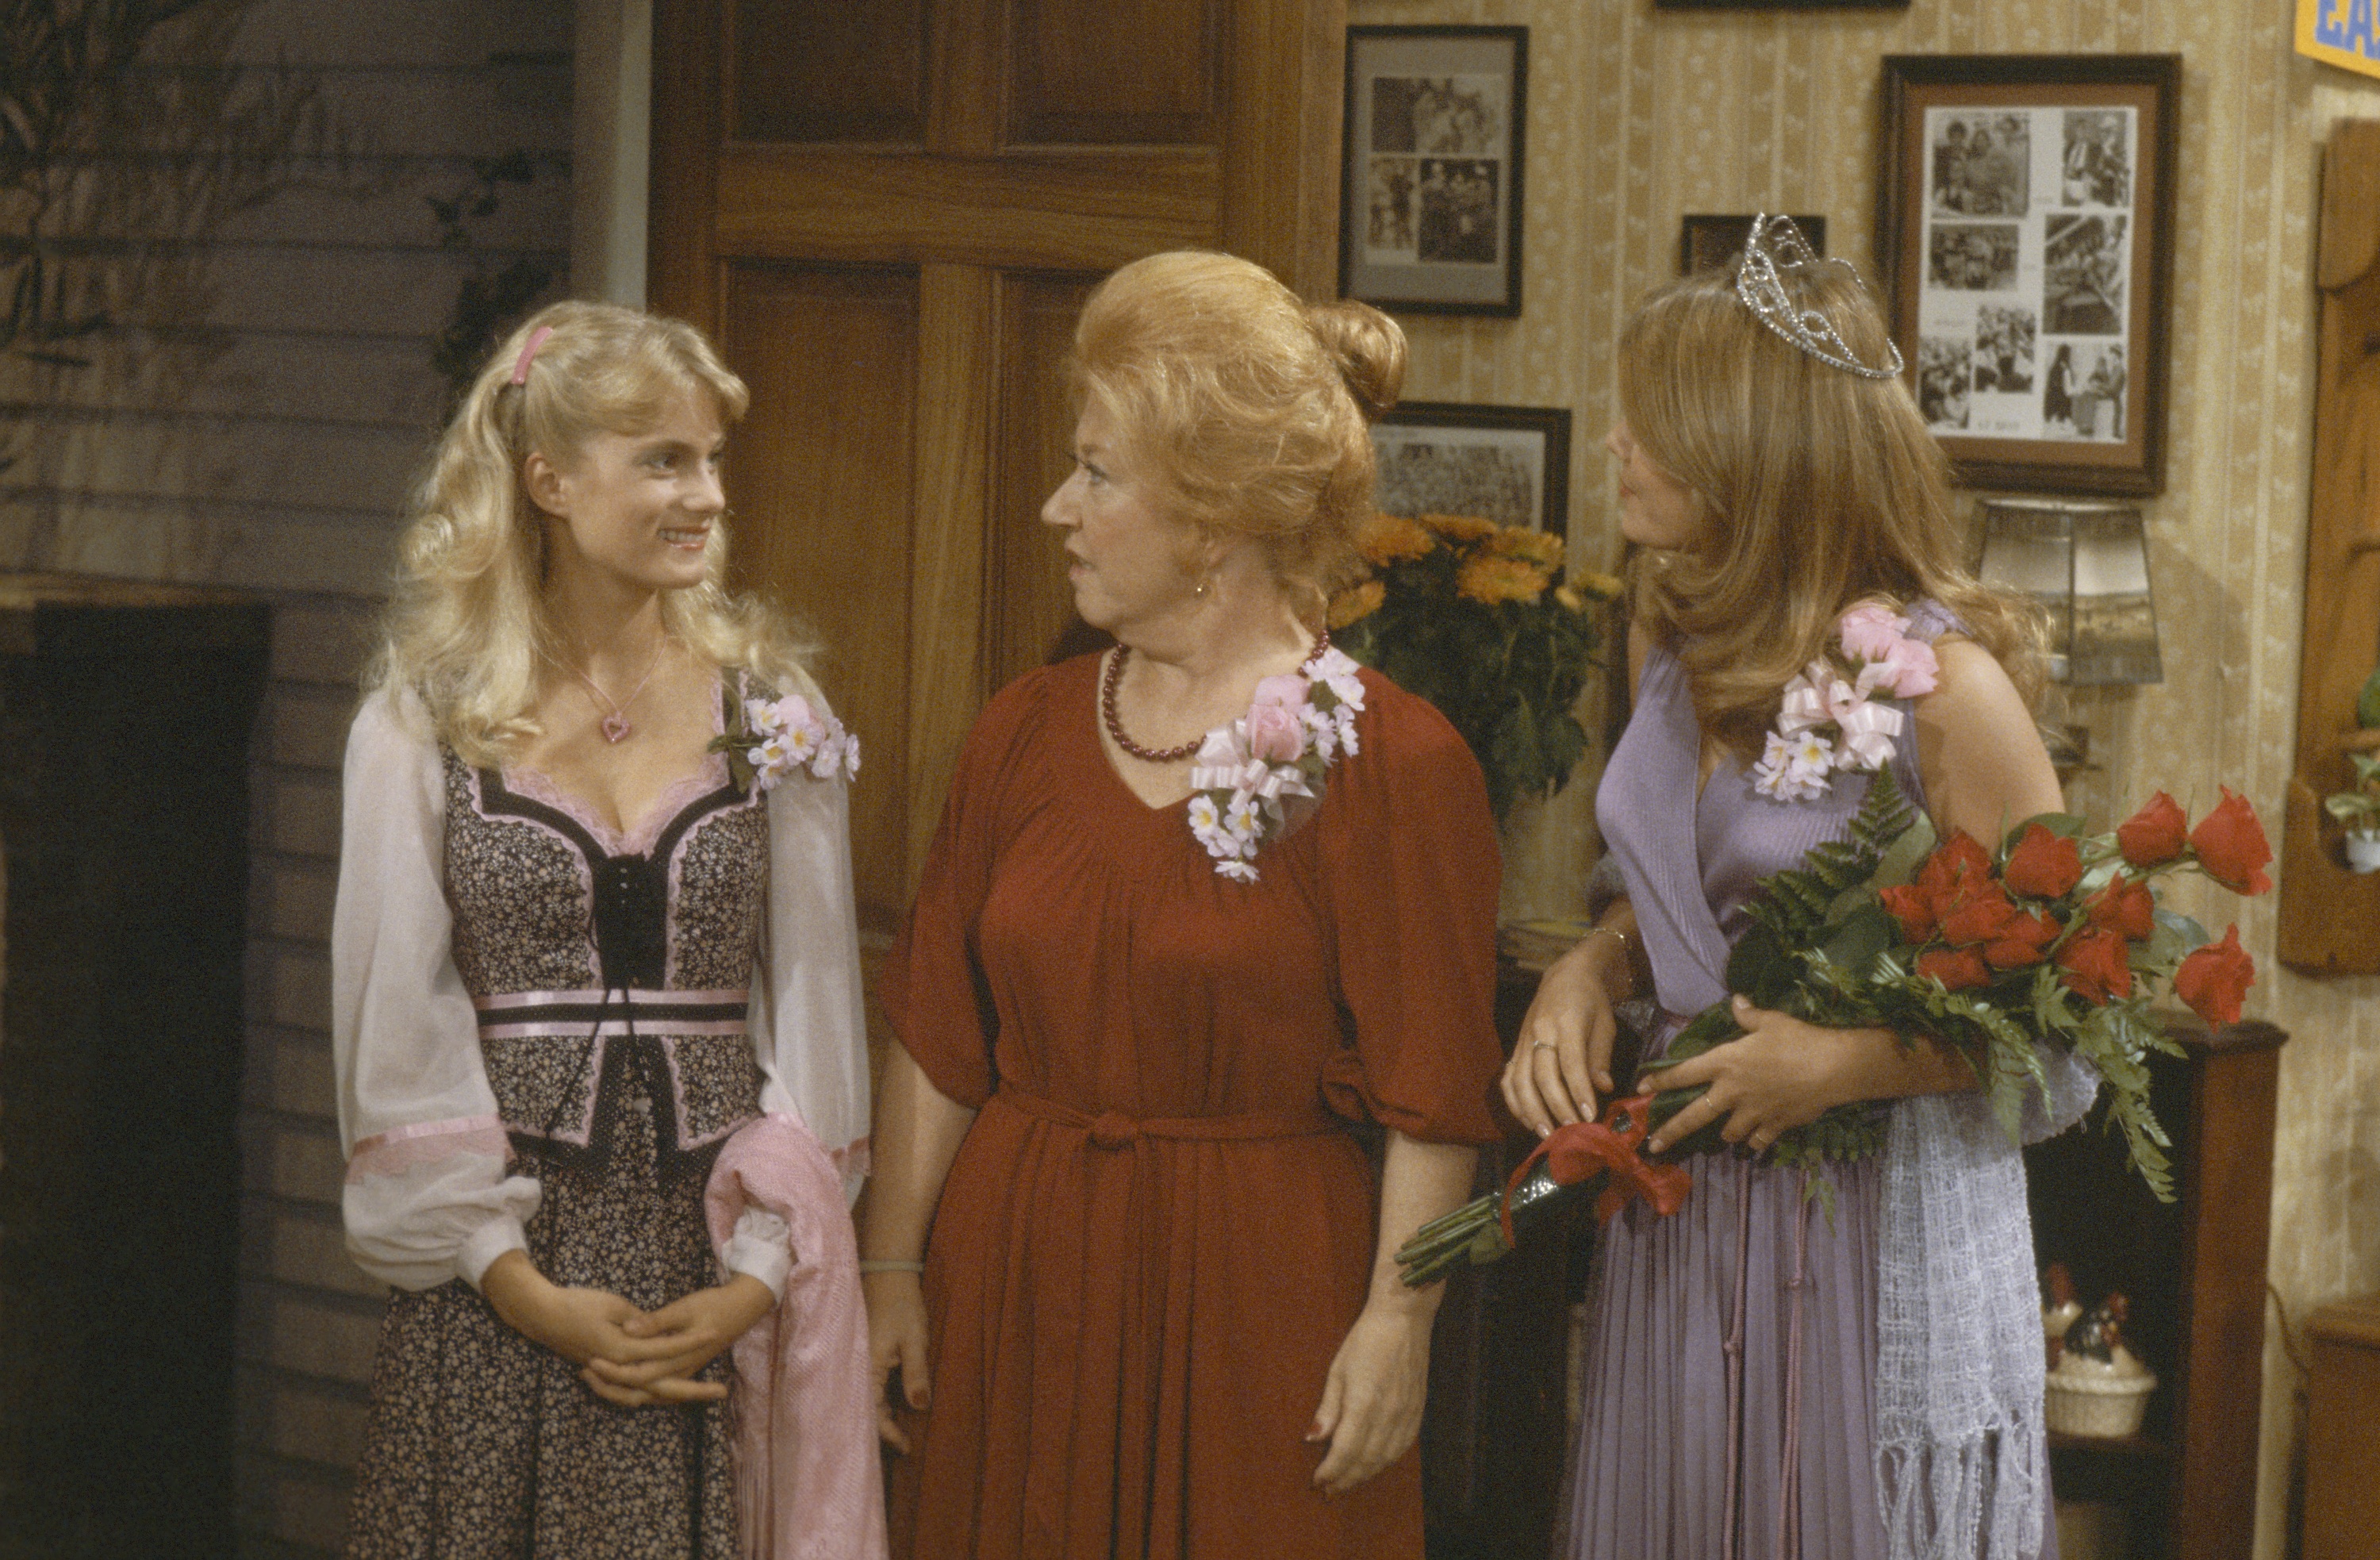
[1639,996,1879,1155]
[579,1274,777,1407]
[1307,1299,1432,1495]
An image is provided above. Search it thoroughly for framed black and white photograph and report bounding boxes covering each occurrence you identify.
[1680,213,1826,275]
[1341,26,1527,317]
[1368,402,1570,532]
[1880,54,2180,495]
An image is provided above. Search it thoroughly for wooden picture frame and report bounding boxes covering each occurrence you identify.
[1369,402,1571,532]
[1680,212,1826,275]
[1879,55,2180,496]
[1658,0,1906,10]
[1340,26,1527,317]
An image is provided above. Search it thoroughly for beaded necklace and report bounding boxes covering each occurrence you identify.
[1100,628,1330,763]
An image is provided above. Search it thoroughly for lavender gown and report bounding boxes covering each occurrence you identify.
[1566,609,2060,1560]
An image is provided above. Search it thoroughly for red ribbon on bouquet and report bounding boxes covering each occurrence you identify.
[1498,1093,1696,1247]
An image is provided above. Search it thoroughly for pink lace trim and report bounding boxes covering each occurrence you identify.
[347,1116,509,1183]
[504,754,728,858]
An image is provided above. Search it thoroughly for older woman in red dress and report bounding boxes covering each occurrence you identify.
[861,251,1507,1558]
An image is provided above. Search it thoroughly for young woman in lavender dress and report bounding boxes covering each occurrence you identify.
[333,302,881,1558]
[1504,223,2098,1560]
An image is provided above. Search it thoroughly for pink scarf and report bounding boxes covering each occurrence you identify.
[704,1114,887,1560]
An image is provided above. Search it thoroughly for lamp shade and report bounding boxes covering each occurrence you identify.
[1975,498,2163,686]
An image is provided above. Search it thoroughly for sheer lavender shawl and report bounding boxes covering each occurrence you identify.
[1602,603,2097,1560]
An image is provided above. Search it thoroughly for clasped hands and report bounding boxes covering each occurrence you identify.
[482,1250,774,1407]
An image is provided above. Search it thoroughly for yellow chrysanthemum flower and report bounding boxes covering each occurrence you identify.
[1359,512,1437,564]
[1488,526,1564,567]
[1555,572,1625,610]
[1326,578,1387,629]
[1456,554,1549,605]
[1418,512,1499,544]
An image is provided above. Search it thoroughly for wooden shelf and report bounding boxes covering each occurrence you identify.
[2025,1014,2286,1560]
[2281,120,2380,974]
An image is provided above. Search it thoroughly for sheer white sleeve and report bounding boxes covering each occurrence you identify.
[332,689,542,1291]
[743,690,873,1208]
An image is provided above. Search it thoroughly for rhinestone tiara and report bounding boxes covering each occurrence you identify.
[1732,213,1905,381]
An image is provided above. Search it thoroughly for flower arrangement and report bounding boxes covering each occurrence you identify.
[1326,512,1620,819]
[709,693,859,793]
[1183,646,1366,882]
[1397,776,2274,1286]
[1752,604,1941,801]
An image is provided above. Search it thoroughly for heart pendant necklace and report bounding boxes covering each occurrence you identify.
[544,636,669,744]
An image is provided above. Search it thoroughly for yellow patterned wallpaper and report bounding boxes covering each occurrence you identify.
[1344,2,2379,1553]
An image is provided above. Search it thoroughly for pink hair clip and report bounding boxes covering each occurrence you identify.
[509,325,555,387]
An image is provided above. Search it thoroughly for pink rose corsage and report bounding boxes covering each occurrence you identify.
[710,693,859,793]
[1184,646,1365,882]
[1750,603,1939,804]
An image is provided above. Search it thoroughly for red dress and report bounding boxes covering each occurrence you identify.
[882,654,1505,1559]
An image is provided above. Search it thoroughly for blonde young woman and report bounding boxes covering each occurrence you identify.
[1507,222,2097,1560]
[864,252,1507,1558]
[333,302,881,1558]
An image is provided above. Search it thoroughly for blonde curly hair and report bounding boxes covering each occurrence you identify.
[368,300,815,765]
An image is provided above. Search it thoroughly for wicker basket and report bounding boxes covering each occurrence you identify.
[2044,1368,2157,1438]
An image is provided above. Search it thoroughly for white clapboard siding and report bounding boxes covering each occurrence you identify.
[0,3,578,1553]
[21,499,405,597]
[115,243,549,336]
[14,408,431,513]
[207,172,576,252]
[221,0,572,70]
[0,330,454,428]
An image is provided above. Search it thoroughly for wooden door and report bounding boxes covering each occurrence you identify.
[649,0,1345,942]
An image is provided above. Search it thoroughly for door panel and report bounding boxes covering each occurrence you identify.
[712,148,1219,268]
[718,263,919,927]
[655,0,1344,930]
[988,271,1096,690]
[1010,0,1222,146]
[727,0,929,145]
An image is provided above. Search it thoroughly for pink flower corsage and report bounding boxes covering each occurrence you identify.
[710,693,859,793]
[1751,604,1939,804]
[1184,646,1365,881]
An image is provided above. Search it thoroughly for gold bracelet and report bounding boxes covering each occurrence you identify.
[1582,923,1631,955]
[858,1259,925,1274]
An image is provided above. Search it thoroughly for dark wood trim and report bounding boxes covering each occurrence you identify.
[1338,24,1527,317]
[2278,118,2380,974]
[1370,400,1572,533]
[1877,53,2180,497]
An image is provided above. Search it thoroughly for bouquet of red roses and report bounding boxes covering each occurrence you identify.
[1397,777,2271,1287]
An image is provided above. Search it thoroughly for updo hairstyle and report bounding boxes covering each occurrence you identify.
[1070,251,1407,620]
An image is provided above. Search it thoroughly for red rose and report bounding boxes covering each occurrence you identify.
[2174,924,2255,1027]
[2116,792,2188,868]
[2189,789,2274,896]
[2003,823,2083,898]
[1917,946,1993,991]
[2084,874,2156,940]
[1939,880,2019,947]
[1917,832,1995,914]
[1983,908,2062,970]
[1879,883,1937,943]
[2055,926,2135,1004]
